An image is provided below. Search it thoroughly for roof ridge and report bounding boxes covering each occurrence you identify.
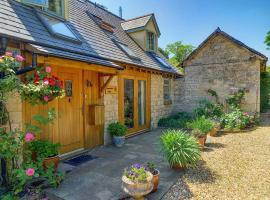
[85,0,124,20]
[124,13,154,22]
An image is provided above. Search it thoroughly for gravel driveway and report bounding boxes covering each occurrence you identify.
[162,126,270,200]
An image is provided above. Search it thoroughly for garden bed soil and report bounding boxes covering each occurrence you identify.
[218,126,257,134]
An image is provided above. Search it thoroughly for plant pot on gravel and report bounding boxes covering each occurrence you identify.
[108,122,127,147]
[146,162,160,193]
[192,129,207,147]
[160,129,201,170]
[122,164,153,200]
[29,140,61,171]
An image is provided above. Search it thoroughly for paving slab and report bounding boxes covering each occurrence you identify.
[47,129,183,200]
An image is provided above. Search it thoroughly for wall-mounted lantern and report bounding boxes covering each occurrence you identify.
[0,37,8,56]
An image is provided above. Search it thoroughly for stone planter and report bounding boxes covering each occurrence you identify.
[151,170,160,193]
[113,136,125,147]
[122,171,153,200]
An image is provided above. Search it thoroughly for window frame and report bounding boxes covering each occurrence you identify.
[46,0,65,18]
[112,39,141,61]
[163,78,172,105]
[35,9,81,44]
[147,31,156,52]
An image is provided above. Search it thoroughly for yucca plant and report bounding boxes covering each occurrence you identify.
[160,129,201,168]
[187,116,214,134]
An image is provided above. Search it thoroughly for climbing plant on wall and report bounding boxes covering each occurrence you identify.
[260,72,270,112]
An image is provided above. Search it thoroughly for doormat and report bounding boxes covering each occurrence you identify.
[64,154,98,166]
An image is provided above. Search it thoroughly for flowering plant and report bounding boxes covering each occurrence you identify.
[123,164,150,183]
[20,66,64,105]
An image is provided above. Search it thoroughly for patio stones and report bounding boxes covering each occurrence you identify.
[46,129,182,200]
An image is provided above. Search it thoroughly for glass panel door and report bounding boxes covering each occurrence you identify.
[138,80,146,126]
[124,79,134,128]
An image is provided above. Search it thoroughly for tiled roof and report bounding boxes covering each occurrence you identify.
[0,0,178,74]
[183,27,268,66]
[121,14,152,31]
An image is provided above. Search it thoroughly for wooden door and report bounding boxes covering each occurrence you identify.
[57,68,83,153]
[83,71,104,149]
[119,74,150,136]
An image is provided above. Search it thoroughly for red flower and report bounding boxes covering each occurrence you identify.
[49,78,56,86]
[34,75,40,85]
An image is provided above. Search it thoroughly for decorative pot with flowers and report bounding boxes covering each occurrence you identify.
[108,122,127,147]
[122,164,153,200]
[29,140,61,171]
[20,66,65,105]
[146,162,160,193]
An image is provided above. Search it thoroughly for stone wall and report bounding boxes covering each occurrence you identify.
[103,76,118,145]
[5,93,23,130]
[150,74,176,128]
[183,34,261,113]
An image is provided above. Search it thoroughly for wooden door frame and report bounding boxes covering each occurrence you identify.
[118,71,151,136]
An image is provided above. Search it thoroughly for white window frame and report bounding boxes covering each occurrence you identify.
[147,31,156,52]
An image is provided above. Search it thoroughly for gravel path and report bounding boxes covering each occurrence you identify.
[162,126,270,200]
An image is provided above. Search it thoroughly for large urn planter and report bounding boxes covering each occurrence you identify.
[122,171,153,200]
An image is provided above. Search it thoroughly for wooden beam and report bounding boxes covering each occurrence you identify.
[100,75,115,95]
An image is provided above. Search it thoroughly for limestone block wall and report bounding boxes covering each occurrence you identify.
[5,93,23,130]
[150,74,176,128]
[103,76,118,145]
[183,35,261,113]
[173,78,186,112]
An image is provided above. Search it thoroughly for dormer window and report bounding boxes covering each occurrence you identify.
[147,31,156,51]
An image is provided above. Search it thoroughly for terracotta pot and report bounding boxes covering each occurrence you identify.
[151,170,160,193]
[122,171,153,200]
[198,135,207,146]
[171,164,186,170]
[43,155,60,171]
[209,127,218,136]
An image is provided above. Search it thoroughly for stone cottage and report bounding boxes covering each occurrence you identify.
[180,28,268,113]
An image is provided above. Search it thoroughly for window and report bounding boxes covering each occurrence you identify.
[164,79,172,104]
[37,12,80,42]
[114,41,140,60]
[47,0,64,17]
[152,54,171,68]
[147,32,156,51]
[22,0,48,7]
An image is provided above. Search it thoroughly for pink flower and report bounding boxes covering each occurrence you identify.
[43,96,49,102]
[15,55,25,62]
[45,66,52,73]
[25,168,35,177]
[25,132,35,142]
[5,52,12,57]
[43,80,49,85]
[243,112,249,116]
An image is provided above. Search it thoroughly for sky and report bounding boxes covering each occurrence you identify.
[95,0,270,64]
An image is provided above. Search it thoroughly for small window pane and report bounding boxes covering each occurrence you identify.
[41,13,77,39]
[65,80,72,97]
[147,32,155,51]
[48,0,64,17]
[164,79,171,101]
[117,42,138,59]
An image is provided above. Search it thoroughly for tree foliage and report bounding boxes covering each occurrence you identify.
[165,41,194,70]
[265,31,270,49]
[158,47,169,59]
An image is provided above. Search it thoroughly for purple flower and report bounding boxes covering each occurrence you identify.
[133,163,141,169]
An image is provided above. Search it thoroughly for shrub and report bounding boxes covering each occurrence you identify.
[29,140,61,159]
[158,112,193,129]
[160,129,200,167]
[194,99,224,119]
[260,72,270,112]
[108,122,127,137]
[220,108,253,131]
[187,117,214,134]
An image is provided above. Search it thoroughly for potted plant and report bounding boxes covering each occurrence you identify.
[209,120,220,136]
[191,129,207,146]
[187,117,214,145]
[146,162,160,193]
[160,129,201,170]
[108,122,127,147]
[122,164,153,200]
[29,140,61,170]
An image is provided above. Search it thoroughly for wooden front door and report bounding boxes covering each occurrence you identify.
[57,68,84,153]
[119,74,150,135]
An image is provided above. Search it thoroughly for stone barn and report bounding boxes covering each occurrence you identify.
[181,28,268,113]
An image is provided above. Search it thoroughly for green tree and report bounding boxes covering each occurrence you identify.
[158,47,169,59]
[265,31,270,49]
[165,41,194,68]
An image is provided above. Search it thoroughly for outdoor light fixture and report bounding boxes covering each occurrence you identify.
[15,53,37,75]
[0,37,8,56]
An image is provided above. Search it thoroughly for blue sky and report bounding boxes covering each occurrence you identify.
[95,0,270,64]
